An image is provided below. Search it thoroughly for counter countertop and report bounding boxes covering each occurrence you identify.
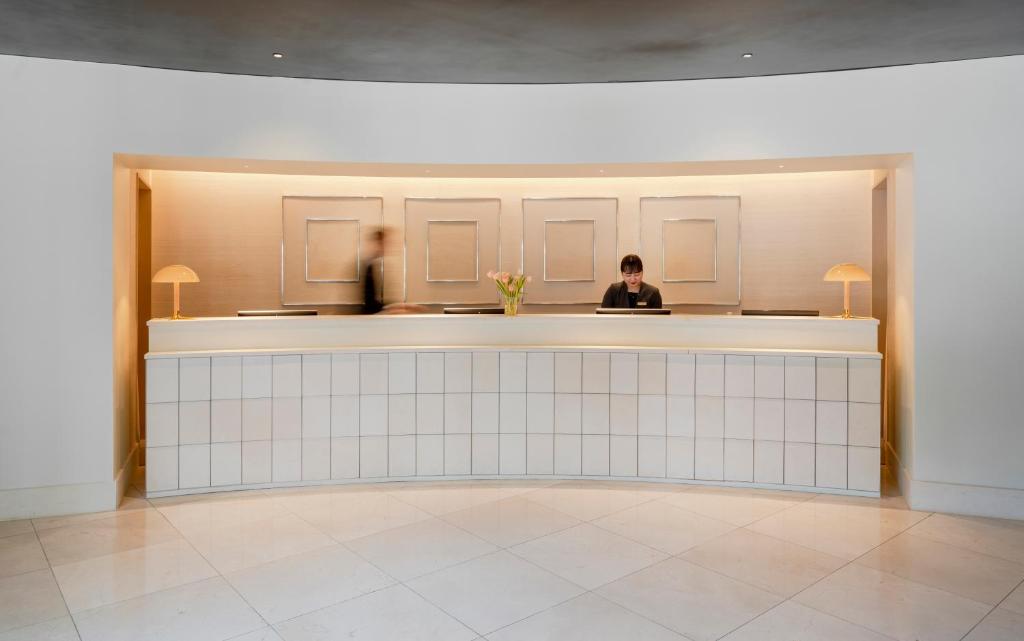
[147,314,880,358]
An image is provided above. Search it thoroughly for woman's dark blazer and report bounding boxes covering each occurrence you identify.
[600,281,663,309]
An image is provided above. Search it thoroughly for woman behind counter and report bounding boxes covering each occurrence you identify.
[601,254,662,309]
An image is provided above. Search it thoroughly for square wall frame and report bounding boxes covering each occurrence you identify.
[282,196,383,305]
[522,198,618,304]
[544,219,596,282]
[405,198,501,304]
[640,196,741,305]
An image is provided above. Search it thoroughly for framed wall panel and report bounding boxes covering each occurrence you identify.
[426,220,479,282]
[282,196,383,305]
[306,219,361,282]
[405,198,500,304]
[544,220,596,282]
[640,196,741,305]
[522,198,618,303]
[662,219,717,282]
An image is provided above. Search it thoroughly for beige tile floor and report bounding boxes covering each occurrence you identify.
[1,473,1023,641]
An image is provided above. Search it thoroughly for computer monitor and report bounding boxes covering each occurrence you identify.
[442,307,505,314]
[237,309,318,317]
[595,308,671,315]
[740,309,819,317]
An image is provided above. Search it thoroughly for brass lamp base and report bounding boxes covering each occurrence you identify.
[166,282,192,320]
[833,309,869,320]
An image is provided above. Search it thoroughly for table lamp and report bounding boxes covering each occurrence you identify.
[824,263,870,319]
[152,265,200,320]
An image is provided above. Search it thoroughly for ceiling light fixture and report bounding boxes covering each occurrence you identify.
[272,52,284,59]
[741,52,753,59]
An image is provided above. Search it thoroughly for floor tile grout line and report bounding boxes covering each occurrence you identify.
[642,491,815,542]
[513,484,674,524]
[502,532,645,592]
[729,516,897,565]
[673,543,848,596]
[166,528,275,631]
[243,536,501,635]
[576,512,924,641]
[727,524,862,566]
[651,491,794,528]
[587,548,897,641]
[345,517,500,583]
[0,613,81,641]
[581,575,717,641]
[737,493,932,535]
[264,581,400,633]
[956,575,1024,641]
[400,575,511,638]
[177,503,347,580]
[775,512,982,641]
[133,499,283,628]
[715,597,901,641]
[377,481,1000,641]
[903,512,1024,567]
[30,519,85,641]
[0,523,38,540]
[3,519,73,639]
[436,508,582,551]
[462,588,642,641]
[0,563,57,582]
[540,516,681,561]
[896,526,1024,569]
[31,503,161,535]
[587,553,782,609]
[346,503,598,594]
[705,599,794,641]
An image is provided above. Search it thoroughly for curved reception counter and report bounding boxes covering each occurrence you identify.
[145,314,882,497]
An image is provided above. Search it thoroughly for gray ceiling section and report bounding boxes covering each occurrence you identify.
[1,0,1022,84]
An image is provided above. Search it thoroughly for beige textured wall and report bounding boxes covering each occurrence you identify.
[150,169,873,317]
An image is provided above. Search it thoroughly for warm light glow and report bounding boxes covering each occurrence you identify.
[741,52,754,59]
[823,263,870,282]
[272,52,284,59]
[152,264,200,283]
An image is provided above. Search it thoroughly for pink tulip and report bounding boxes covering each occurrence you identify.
[487,270,495,280]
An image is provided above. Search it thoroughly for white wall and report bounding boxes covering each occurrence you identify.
[1,53,1023,518]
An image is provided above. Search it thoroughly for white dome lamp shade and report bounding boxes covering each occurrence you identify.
[823,263,870,319]
[152,264,200,320]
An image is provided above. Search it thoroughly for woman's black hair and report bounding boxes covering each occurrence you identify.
[620,254,643,273]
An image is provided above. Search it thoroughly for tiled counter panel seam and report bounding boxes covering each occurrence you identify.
[145,350,882,496]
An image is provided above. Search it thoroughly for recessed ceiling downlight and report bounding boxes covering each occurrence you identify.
[741,52,753,59]
[272,52,284,59]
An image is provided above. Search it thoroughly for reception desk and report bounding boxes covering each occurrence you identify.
[145,314,882,497]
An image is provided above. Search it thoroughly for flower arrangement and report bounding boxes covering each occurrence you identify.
[487,271,531,316]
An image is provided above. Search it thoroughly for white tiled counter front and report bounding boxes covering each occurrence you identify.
[146,319,882,497]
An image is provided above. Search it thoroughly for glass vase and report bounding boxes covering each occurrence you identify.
[503,297,519,316]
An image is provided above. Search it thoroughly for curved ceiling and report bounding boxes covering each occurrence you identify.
[2,0,1022,84]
